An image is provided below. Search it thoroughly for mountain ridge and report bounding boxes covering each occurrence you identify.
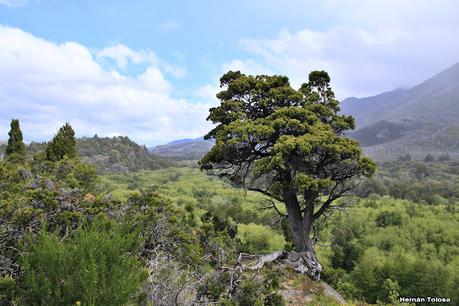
[342,62,459,126]
[342,62,459,160]
[0,135,174,173]
[150,137,214,160]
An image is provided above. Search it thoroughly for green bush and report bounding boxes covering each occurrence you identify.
[375,211,403,227]
[18,220,148,306]
[237,223,286,254]
[0,276,16,306]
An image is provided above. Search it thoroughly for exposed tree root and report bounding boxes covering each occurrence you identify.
[237,250,322,281]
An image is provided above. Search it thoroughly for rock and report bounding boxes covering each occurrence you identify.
[279,279,347,305]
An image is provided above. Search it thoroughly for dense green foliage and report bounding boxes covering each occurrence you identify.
[0,127,290,305]
[102,166,459,305]
[200,70,374,281]
[100,168,288,252]
[46,123,77,162]
[358,160,459,205]
[5,119,26,162]
[77,135,174,173]
[2,119,458,305]
[321,197,459,305]
[19,220,148,306]
[0,135,174,173]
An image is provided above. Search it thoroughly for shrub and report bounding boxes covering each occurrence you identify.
[0,276,16,306]
[375,211,403,227]
[18,220,148,306]
[237,223,286,254]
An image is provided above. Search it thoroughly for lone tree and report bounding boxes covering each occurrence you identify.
[46,123,78,161]
[5,119,26,160]
[200,70,375,280]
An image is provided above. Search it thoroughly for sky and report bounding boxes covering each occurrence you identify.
[1,0,459,146]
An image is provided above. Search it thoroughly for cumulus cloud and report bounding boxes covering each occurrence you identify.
[0,25,212,145]
[193,84,220,104]
[97,44,157,70]
[234,0,459,98]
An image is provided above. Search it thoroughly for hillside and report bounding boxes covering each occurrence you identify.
[100,167,459,305]
[0,153,353,305]
[342,63,459,160]
[150,137,214,160]
[0,135,174,173]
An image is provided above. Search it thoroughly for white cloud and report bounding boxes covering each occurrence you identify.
[0,25,212,145]
[221,59,273,76]
[234,0,459,98]
[96,44,187,79]
[161,62,187,79]
[97,44,157,70]
[194,84,219,103]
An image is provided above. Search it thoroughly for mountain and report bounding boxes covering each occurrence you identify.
[341,88,409,126]
[150,137,214,161]
[165,136,206,145]
[342,63,459,160]
[0,136,174,173]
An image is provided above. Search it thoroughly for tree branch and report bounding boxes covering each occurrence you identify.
[313,183,352,220]
[259,198,286,217]
[246,187,283,202]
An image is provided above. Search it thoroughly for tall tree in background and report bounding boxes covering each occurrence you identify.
[46,123,77,161]
[200,70,375,280]
[5,119,26,160]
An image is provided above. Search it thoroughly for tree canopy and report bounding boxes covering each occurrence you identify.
[46,123,77,161]
[5,119,26,160]
[200,70,375,280]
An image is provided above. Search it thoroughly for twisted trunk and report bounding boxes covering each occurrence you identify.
[237,180,322,280]
[283,187,322,280]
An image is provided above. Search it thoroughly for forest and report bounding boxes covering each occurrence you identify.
[2,123,459,305]
[1,70,458,306]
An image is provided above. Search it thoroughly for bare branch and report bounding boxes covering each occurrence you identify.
[246,187,283,202]
[258,198,286,217]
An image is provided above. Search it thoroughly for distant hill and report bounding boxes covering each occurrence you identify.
[150,137,214,160]
[342,63,459,160]
[164,136,205,145]
[76,136,174,173]
[0,136,174,173]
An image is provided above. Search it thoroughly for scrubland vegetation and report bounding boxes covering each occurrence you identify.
[100,168,459,305]
[2,69,459,306]
[1,124,459,305]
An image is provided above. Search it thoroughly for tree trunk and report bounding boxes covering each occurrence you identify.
[282,188,322,280]
[236,189,322,280]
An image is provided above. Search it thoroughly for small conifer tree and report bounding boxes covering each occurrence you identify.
[5,119,26,160]
[46,123,77,161]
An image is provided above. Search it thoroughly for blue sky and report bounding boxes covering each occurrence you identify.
[1,0,459,145]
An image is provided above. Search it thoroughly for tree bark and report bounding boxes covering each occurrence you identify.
[282,186,322,280]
